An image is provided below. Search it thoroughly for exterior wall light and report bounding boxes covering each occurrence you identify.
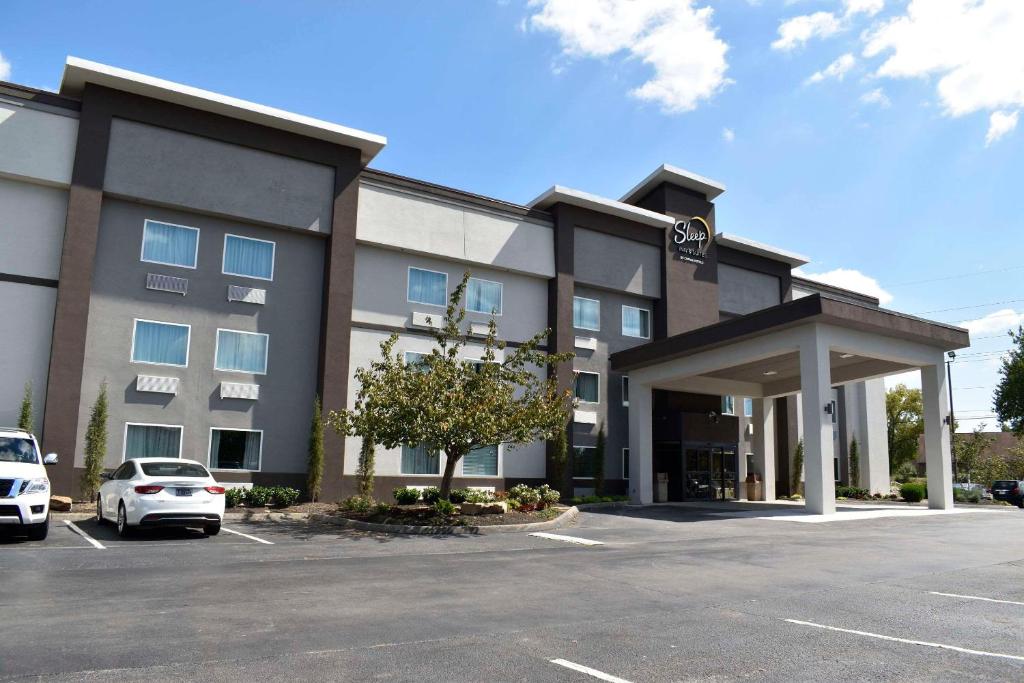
[824,402,834,415]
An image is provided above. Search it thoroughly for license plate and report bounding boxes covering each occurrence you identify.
[175,488,193,497]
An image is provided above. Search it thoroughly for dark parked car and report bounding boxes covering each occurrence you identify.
[990,480,1024,507]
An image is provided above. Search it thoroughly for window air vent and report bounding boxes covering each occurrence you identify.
[573,410,598,425]
[136,375,180,395]
[410,311,443,329]
[469,322,493,337]
[574,336,598,351]
[220,382,260,400]
[227,285,266,305]
[146,273,188,295]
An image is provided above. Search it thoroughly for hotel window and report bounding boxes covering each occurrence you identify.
[575,372,600,404]
[621,376,630,407]
[215,329,269,374]
[124,424,182,461]
[404,351,429,372]
[574,447,597,478]
[622,306,651,339]
[744,397,753,417]
[401,443,440,475]
[408,267,448,307]
[722,395,735,415]
[141,220,199,269]
[223,234,275,280]
[131,319,190,367]
[466,278,503,315]
[573,296,600,331]
[209,428,262,470]
[463,444,498,477]
[622,448,630,480]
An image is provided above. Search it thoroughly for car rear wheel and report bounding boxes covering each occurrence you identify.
[96,495,105,525]
[204,523,221,536]
[117,503,132,538]
[26,516,49,541]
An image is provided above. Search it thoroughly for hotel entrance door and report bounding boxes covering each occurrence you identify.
[683,445,738,501]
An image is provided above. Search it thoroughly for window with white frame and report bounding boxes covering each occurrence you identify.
[466,278,503,315]
[404,351,429,372]
[573,296,600,331]
[408,267,447,306]
[223,234,275,280]
[574,447,597,478]
[463,444,498,477]
[744,397,753,417]
[215,329,269,374]
[141,220,199,269]
[721,395,735,415]
[622,448,630,480]
[575,371,600,403]
[124,423,182,460]
[622,305,651,339]
[401,443,440,475]
[621,376,630,407]
[209,428,262,470]
[131,319,190,367]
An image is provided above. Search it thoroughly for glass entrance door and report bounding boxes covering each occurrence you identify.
[711,448,738,501]
[683,446,738,501]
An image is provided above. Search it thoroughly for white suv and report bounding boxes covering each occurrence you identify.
[0,428,58,541]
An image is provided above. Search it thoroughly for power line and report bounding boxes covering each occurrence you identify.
[923,298,1024,314]
[889,264,1024,288]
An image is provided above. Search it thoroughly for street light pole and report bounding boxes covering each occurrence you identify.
[946,351,957,481]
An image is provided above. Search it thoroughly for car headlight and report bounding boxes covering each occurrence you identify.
[21,478,50,495]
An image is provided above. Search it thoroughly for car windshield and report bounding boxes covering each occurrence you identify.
[139,461,209,478]
[993,480,1017,488]
[0,437,38,464]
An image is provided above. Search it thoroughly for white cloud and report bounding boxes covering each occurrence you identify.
[985,110,1019,146]
[860,87,891,107]
[806,52,856,84]
[528,0,731,113]
[844,0,884,17]
[864,1,1024,119]
[772,11,842,51]
[722,127,735,142]
[957,309,1024,336]
[0,52,10,82]
[793,267,894,305]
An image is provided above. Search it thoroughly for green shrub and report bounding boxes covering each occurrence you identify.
[81,382,109,502]
[433,499,457,517]
[420,486,441,504]
[243,486,273,508]
[791,439,804,496]
[224,487,245,508]
[307,395,324,502]
[952,487,982,504]
[393,487,420,505]
[339,495,375,513]
[271,486,301,508]
[463,488,495,503]
[538,484,561,505]
[570,494,629,505]
[507,483,541,509]
[900,482,926,503]
[835,485,869,499]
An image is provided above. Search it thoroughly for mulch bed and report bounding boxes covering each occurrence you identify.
[333,505,568,527]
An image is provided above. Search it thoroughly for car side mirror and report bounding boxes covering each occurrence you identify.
[100,471,112,481]
[43,453,58,465]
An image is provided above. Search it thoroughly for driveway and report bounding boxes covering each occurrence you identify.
[1,504,1022,681]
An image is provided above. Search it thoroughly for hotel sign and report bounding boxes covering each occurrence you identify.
[673,217,713,264]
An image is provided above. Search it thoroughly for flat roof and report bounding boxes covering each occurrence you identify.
[59,57,387,163]
[528,185,675,228]
[620,163,726,204]
[716,232,809,267]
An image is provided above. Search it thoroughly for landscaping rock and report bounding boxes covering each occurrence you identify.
[460,502,485,516]
[50,496,73,512]
[482,501,507,514]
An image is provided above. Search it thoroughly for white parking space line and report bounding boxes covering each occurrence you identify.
[529,532,603,546]
[221,526,274,545]
[929,591,1024,606]
[63,520,105,550]
[550,658,634,682]
[784,618,1024,662]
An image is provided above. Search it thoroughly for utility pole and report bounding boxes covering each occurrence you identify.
[947,351,957,481]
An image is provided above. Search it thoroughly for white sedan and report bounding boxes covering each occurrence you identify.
[97,458,225,537]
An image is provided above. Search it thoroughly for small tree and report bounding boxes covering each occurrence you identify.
[17,382,33,433]
[995,326,1024,435]
[791,438,804,496]
[81,382,108,502]
[849,437,860,488]
[886,384,924,473]
[547,425,569,494]
[328,273,573,499]
[594,423,606,496]
[307,395,324,502]
[953,424,994,483]
[357,438,375,497]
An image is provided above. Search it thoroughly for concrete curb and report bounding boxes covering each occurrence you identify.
[575,501,632,511]
[52,509,308,523]
[309,506,579,535]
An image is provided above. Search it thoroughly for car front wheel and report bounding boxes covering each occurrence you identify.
[117,503,132,538]
[26,516,49,541]
[96,495,105,525]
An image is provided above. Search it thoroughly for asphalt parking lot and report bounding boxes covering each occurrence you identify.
[2,504,1023,682]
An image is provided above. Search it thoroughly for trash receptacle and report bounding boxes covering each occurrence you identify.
[745,473,762,501]
[655,472,669,502]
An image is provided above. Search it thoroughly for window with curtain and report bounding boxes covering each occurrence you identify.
[722,395,735,415]
[124,424,182,460]
[209,429,261,470]
[404,352,430,373]
[141,220,199,268]
[622,306,651,339]
[744,397,753,417]
[463,444,498,476]
[574,447,596,478]
[132,320,190,366]
[216,330,269,374]
[575,372,599,403]
[622,448,630,479]
[401,443,440,474]
[573,297,600,331]
[466,278,503,315]
[408,268,447,306]
[223,234,275,280]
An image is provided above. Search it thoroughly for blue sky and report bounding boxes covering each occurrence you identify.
[2,0,1021,429]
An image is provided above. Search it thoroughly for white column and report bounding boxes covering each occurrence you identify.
[799,326,836,515]
[628,381,653,504]
[921,361,954,509]
[752,398,776,501]
[860,378,891,495]
[737,431,749,501]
